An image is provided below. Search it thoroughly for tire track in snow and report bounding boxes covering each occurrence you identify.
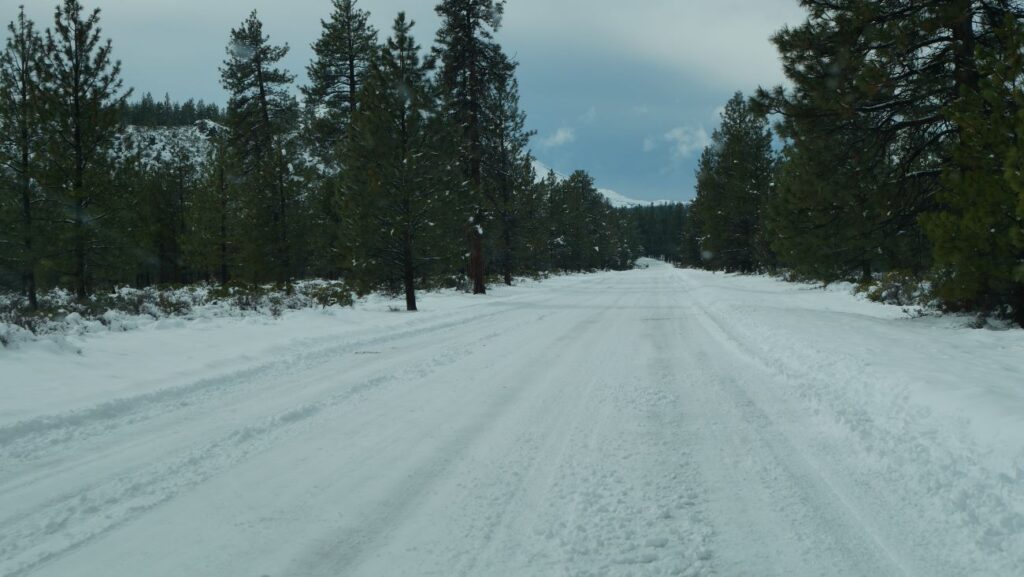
[0,302,517,455]
[336,278,716,577]
[285,289,624,577]
[0,288,582,577]
[0,270,609,458]
[504,280,713,577]
[680,297,910,576]
[673,268,1024,577]
[2,349,456,577]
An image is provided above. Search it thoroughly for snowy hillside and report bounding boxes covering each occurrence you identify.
[532,160,678,208]
[113,120,223,170]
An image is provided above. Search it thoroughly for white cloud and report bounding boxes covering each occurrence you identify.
[542,127,577,148]
[664,126,709,159]
[643,137,657,153]
[580,106,598,124]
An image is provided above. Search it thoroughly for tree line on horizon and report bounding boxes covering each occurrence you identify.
[683,0,1024,327]
[0,0,685,313]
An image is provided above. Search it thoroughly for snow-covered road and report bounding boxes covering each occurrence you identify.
[2,261,1023,576]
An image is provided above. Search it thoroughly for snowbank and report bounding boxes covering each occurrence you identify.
[675,267,1024,574]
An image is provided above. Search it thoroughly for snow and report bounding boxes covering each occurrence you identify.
[532,159,566,181]
[595,186,677,209]
[1,261,1023,576]
[113,121,224,171]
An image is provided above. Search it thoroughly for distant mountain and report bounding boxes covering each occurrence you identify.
[531,160,568,182]
[531,160,678,209]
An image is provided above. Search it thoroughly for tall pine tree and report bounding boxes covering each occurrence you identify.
[932,18,1024,323]
[768,127,900,283]
[301,1,378,279]
[302,0,377,169]
[0,7,45,308]
[758,0,1024,299]
[184,128,236,285]
[220,11,302,285]
[340,13,459,311]
[481,53,535,285]
[40,0,129,299]
[433,0,506,294]
[690,93,775,273]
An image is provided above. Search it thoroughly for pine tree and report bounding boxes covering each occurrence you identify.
[758,1,997,212]
[0,7,45,308]
[1015,59,1024,326]
[220,11,301,285]
[679,203,702,267]
[632,204,686,263]
[518,171,557,274]
[121,154,160,287]
[340,13,459,311]
[934,18,1024,324]
[301,1,379,280]
[1016,135,1024,324]
[481,53,535,285]
[302,0,378,169]
[121,94,223,127]
[690,93,775,273]
[301,0,378,280]
[548,170,607,271]
[767,127,907,283]
[40,0,130,299]
[757,0,1024,288]
[145,139,198,285]
[610,207,642,269]
[184,129,235,285]
[433,0,506,294]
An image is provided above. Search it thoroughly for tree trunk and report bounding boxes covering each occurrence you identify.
[157,234,170,285]
[502,220,513,286]
[278,163,290,287]
[19,125,37,310]
[74,198,87,300]
[72,44,87,301]
[403,233,417,312]
[23,273,37,311]
[176,173,187,284]
[464,10,487,296]
[951,2,979,100]
[469,217,486,295]
[1013,285,1024,329]
[218,162,230,286]
[346,9,359,123]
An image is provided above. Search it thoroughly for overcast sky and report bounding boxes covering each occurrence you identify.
[8,0,806,201]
